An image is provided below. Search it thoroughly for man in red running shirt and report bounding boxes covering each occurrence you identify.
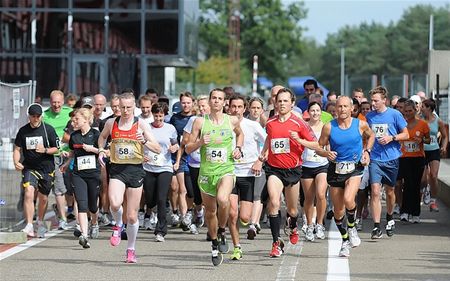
[253,88,319,258]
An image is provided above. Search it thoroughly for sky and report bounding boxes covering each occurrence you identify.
[298,0,449,44]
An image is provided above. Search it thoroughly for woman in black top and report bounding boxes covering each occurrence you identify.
[66,108,101,248]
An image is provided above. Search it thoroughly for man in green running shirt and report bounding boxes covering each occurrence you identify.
[186,88,244,266]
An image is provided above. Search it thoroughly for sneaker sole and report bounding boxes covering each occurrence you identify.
[212,253,223,266]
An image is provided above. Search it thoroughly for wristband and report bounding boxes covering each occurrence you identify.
[142,139,148,145]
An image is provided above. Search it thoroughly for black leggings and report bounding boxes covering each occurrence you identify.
[188,166,202,206]
[72,174,100,213]
[144,171,172,236]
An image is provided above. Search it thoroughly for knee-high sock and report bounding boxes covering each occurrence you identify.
[110,206,123,227]
[127,221,139,250]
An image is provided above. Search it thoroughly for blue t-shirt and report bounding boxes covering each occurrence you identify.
[366,107,407,161]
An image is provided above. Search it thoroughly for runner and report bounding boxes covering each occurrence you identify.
[422,99,448,212]
[398,100,430,223]
[13,104,60,238]
[365,86,409,239]
[185,88,244,266]
[66,108,101,248]
[143,103,178,242]
[98,90,160,263]
[228,95,266,260]
[318,96,375,257]
[300,102,329,242]
[253,87,318,258]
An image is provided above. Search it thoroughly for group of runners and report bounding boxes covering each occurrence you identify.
[13,83,447,265]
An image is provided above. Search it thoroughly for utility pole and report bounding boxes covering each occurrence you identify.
[228,0,240,85]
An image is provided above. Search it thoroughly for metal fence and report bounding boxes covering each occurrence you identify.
[0,81,35,230]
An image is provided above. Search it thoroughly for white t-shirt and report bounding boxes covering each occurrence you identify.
[183,116,201,168]
[142,123,177,173]
[234,118,267,177]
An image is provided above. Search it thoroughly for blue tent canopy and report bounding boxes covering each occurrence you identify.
[257,76,273,89]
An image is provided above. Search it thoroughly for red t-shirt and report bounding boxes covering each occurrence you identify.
[266,113,316,169]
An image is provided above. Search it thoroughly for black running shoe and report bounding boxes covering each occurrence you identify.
[326,210,334,220]
[385,220,395,237]
[121,226,128,240]
[371,227,383,239]
[211,246,223,266]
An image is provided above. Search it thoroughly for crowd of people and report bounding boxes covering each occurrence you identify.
[13,81,448,265]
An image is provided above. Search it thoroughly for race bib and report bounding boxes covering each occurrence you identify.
[206,148,227,163]
[77,155,96,170]
[271,138,290,154]
[147,151,164,166]
[305,149,321,162]
[404,141,419,153]
[335,161,355,175]
[372,124,389,138]
[430,135,437,145]
[115,143,135,160]
[25,136,43,150]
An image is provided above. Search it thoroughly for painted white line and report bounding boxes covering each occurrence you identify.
[326,220,350,281]
[275,241,303,281]
[0,211,75,261]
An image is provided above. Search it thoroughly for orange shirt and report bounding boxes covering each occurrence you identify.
[357,113,366,122]
[400,119,430,158]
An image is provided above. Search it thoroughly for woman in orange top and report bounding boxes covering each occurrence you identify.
[398,100,430,223]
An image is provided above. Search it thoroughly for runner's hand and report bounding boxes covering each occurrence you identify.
[14,162,24,171]
[361,151,370,166]
[326,151,337,161]
[251,160,263,176]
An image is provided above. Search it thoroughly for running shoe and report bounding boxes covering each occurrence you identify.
[255,223,261,234]
[247,224,257,240]
[430,202,439,212]
[211,246,223,266]
[289,228,299,245]
[110,225,121,246]
[67,212,76,221]
[98,213,111,226]
[195,207,205,228]
[21,223,34,237]
[371,227,383,239]
[423,185,431,205]
[73,224,82,238]
[89,223,99,239]
[348,227,361,247]
[283,216,291,236]
[37,222,47,238]
[138,211,145,228]
[218,231,229,253]
[410,216,420,224]
[326,210,334,220]
[58,219,69,230]
[189,223,199,235]
[155,233,165,242]
[230,246,242,260]
[78,235,91,249]
[269,240,283,258]
[385,220,395,237]
[305,225,315,242]
[149,211,158,230]
[339,240,351,257]
[144,217,152,230]
[121,225,128,240]
[315,224,326,240]
[126,249,137,263]
[171,213,180,227]
[356,219,363,231]
[400,213,409,222]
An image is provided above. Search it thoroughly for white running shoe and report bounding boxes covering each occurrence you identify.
[393,204,400,215]
[144,217,152,230]
[58,219,69,230]
[305,225,315,242]
[410,216,420,224]
[155,233,165,242]
[138,211,145,228]
[423,185,431,205]
[171,213,180,227]
[22,223,35,237]
[149,212,158,230]
[348,227,361,248]
[189,223,199,235]
[400,213,409,222]
[339,240,351,257]
[89,223,99,239]
[315,224,326,240]
[37,222,47,238]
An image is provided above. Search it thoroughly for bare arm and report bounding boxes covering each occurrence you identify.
[185,117,204,154]
[438,119,448,155]
[13,145,24,171]
[360,120,375,166]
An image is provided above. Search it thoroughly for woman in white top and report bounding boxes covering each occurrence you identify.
[142,103,179,242]
[300,102,329,241]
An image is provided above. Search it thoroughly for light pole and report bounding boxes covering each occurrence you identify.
[340,46,345,96]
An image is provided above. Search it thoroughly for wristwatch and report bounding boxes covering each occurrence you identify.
[392,135,396,141]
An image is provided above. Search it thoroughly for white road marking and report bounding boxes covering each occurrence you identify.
[0,211,75,261]
[276,241,303,281]
[327,220,350,281]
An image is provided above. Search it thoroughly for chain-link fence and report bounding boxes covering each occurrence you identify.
[0,81,35,231]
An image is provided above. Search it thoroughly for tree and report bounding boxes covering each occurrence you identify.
[198,0,307,84]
